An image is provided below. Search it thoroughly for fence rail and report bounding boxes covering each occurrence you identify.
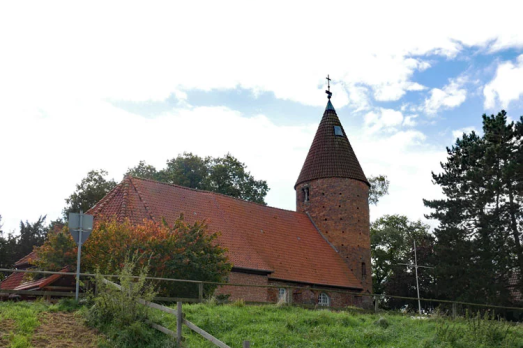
[101,277,242,348]
[2,268,523,315]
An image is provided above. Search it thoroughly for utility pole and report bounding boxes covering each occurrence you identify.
[397,240,434,316]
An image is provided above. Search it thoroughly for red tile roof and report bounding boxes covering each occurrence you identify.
[88,177,362,289]
[295,101,369,188]
[14,268,69,291]
[0,271,26,290]
[14,251,38,267]
[0,268,70,291]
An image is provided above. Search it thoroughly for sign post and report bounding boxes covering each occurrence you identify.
[69,211,93,301]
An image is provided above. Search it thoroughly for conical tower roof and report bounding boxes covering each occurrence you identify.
[295,100,369,188]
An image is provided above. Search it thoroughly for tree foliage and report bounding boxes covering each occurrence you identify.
[0,215,48,269]
[368,175,390,205]
[371,214,434,308]
[126,153,269,204]
[63,170,117,218]
[424,110,523,305]
[34,215,232,297]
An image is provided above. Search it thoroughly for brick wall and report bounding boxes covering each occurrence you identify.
[268,279,362,307]
[296,177,372,293]
[214,271,269,302]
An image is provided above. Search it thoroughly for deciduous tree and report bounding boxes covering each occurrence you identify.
[63,170,117,218]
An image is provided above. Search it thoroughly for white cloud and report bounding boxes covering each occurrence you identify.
[484,54,523,109]
[424,77,468,115]
[403,114,418,127]
[364,108,404,133]
[1,1,522,112]
[0,0,522,232]
[0,98,446,232]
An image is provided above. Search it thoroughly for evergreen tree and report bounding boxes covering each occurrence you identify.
[424,111,523,305]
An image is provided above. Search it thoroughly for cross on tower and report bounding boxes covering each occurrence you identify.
[325,75,332,99]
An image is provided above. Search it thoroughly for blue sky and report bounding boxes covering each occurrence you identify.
[1,1,523,233]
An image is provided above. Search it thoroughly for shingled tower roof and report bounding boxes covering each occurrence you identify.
[295,98,369,188]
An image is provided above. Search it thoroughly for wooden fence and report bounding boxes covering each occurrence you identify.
[100,277,249,348]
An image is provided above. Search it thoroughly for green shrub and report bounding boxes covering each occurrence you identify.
[86,254,160,347]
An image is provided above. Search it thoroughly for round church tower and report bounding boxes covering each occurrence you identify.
[295,87,372,293]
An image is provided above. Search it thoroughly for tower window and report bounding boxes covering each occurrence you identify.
[318,292,330,306]
[362,262,367,280]
[334,126,343,136]
[303,186,310,202]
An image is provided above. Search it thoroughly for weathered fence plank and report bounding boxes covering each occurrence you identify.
[183,318,231,348]
[146,320,176,338]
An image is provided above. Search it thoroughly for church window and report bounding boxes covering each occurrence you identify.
[318,292,330,306]
[362,262,367,280]
[334,126,343,136]
[303,187,309,202]
[278,288,287,302]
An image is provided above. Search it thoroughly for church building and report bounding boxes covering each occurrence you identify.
[86,85,373,307]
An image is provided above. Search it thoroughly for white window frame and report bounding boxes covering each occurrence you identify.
[318,292,330,306]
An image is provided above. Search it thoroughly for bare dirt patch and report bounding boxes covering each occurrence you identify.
[31,312,101,348]
[0,319,15,347]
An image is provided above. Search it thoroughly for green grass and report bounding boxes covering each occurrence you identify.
[150,303,523,348]
[0,301,48,348]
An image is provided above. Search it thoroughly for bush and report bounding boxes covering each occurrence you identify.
[35,215,232,299]
[86,254,162,348]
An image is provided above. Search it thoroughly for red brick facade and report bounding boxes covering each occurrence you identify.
[214,271,365,307]
[215,271,269,302]
[296,177,372,293]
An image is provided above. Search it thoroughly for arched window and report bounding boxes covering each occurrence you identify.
[318,292,330,306]
[362,262,367,280]
[278,288,287,302]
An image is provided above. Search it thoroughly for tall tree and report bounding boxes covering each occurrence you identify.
[368,175,390,205]
[63,170,117,218]
[424,111,523,305]
[127,153,270,204]
[0,215,48,269]
[124,160,159,181]
[371,214,434,307]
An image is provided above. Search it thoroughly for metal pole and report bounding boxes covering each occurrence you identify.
[414,240,421,315]
[75,211,83,301]
[243,341,251,348]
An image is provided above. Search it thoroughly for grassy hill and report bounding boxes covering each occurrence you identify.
[2,300,523,348]
[157,302,523,348]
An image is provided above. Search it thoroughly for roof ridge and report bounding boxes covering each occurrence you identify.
[87,180,126,215]
[128,177,156,222]
[129,176,303,215]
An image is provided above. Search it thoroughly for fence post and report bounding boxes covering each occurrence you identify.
[198,282,204,302]
[177,302,182,346]
[374,296,379,313]
[452,302,457,319]
[243,341,250,348]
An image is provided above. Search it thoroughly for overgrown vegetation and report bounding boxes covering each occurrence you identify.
[84,255,173,348]
[152,303,523,348]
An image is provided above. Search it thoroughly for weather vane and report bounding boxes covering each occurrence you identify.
[325,75,332,99]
